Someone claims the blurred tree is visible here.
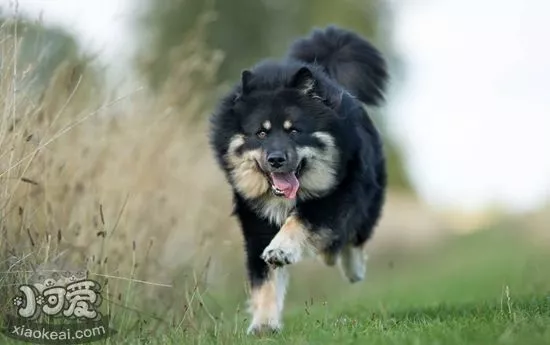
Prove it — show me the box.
[135,0,412,192]
[136,0,389,85]
[0,16,103,100]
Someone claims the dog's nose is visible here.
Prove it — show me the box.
[267,151,287,168]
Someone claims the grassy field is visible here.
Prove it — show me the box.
[173,229,549,345]
[4,228,548,345]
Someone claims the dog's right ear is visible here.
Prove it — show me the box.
[232,70,253,103]
[241,70,253,95]
[233,70,253,103]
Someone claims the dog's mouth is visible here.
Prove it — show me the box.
[257,160,305,199]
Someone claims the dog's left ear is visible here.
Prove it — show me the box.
[290,67,338,106]
[290,67,318,96]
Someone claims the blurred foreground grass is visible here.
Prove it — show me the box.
[3,227,548,345]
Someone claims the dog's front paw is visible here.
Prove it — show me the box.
[246,322,281,336]
[261,235,302,267]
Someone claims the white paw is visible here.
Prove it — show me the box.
[339,246,367,283]
[246,321,281,335]
[261,235,303,267]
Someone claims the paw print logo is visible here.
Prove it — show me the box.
[13,296,23,307]
[36,295,45,306]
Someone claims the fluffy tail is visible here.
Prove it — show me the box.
[288,26,388,106]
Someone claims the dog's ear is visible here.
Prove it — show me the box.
[290,67,316,95]
[241,70,253,94]
[233,70,253,103]
[290,66,328,104]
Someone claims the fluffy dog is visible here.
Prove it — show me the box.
[209,26,388,334]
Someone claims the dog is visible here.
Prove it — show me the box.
[209,26,388,334]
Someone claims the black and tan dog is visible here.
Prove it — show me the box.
[209,26,388,334]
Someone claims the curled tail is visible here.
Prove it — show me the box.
[288,26,388,106]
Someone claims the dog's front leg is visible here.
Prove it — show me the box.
[261,215,311,266]
[247,267,288,334]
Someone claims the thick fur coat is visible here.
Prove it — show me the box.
[209,26,388,334]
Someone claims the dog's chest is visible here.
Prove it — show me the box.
[256,197,295,227]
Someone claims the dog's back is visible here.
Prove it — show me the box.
[287,26,388,248]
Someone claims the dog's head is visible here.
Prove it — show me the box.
[212,63,347,201]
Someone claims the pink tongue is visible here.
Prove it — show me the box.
[270,172,300,199]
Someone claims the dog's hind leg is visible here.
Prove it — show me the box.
[320,251,338,266]
[338,244,367,283]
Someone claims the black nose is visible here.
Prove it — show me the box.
[267,151,287,168]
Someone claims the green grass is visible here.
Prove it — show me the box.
[2,229,549,345]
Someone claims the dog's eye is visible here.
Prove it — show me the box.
[257,130,267,139]
[289,128,299,136]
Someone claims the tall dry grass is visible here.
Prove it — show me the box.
[0,19,248,328]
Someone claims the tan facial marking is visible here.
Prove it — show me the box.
[296,131,340,199]
[262,121,271,130]
[283,120,292,130]
[227,134,245,153]
[225,134,269,198]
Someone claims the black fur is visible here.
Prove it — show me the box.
[209,26,388,331]
[288,25,388,106]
